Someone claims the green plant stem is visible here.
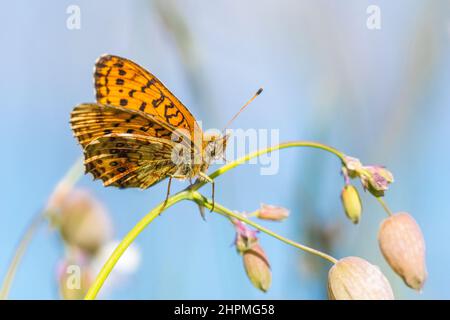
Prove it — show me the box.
[84,191,190,300]
[245,210,260,218]
[0,157,84,300]
[190,141,346,191]
[376,197,393,216]
[190,192,338,264]
[84,141,345,299]
[0,211,46,300]
[85,190,337,300]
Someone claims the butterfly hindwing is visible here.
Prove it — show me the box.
[84,133,177,188]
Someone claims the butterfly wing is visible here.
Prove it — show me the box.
[84,133,177,188]
[71,103,183,149]
[70,103,192,188]
[94,54,202,147]
[71,54,207,189]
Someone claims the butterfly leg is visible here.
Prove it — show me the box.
[211,180,215,213]
[198,172,215,212]
[189,178,206,221]
[160,176,173,214]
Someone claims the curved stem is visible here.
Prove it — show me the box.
[0,157,84,300]
[376,197,393,217]
[191,141,346,190]
[84,141,346,299]
[85,188,338,300]
[190,192,338,264]
[84,190,191,300]
[245,210,260,218]
[0,211,46,299]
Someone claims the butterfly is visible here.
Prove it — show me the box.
[71,54,260,208]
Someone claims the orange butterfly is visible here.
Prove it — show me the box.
[71,55,260,205]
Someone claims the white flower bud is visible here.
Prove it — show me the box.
[328,256,394,300]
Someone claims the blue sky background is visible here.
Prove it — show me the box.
[0,0,449,299]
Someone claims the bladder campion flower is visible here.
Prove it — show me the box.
[344,156,394,197]
[340,185,362,224]
[378,212,427,290]
[328,256,394,300]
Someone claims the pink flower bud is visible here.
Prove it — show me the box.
[256,204,289,221]
[242,243,272,292]
[234,220,258,253]
[378,212,427,290]
[328,256,394,300]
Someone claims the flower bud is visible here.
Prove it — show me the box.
[378,212,427,290]
[256,204,289,221]
[46,180,72,214]
[328,256,394,300]
[340,185,362,224]
[361,166,394,196]
[57,188,113,255]
[233,220,271,292]
[343,156,394,197]
[234,220,258,253]
[242,243,272,292]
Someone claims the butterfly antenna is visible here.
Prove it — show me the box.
[222,88,263,133]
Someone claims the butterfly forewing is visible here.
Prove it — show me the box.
[71,103,178,148]
[94,55,202,142]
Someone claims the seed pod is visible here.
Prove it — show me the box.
[242,243,272,292]
[340,185,362,224]
[378,212,427,290]
[328,256,394,300]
